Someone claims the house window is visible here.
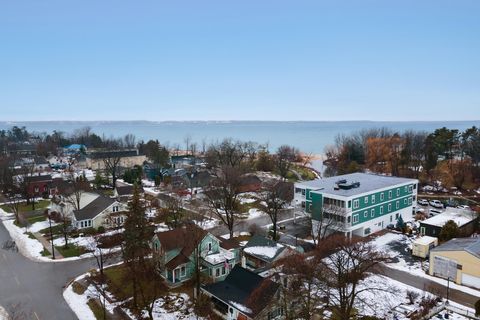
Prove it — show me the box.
[388,204,392,212]
[380,206,384,214]
[180,265,186,277]
[396,201,399,209]
[113,206,119,212]
[371,208,375,217]
[388,191,392,199]
[34,186,39,193]
[352,214,359,224]
[208,242,212,252]
[380,193,384,201]
[364,211,368,218]
[215,268,220,277]
[353,200,359,209]
[396,188,400,196]
[44,186,48,192]
[371,195,375,204]
[222,266,226,275]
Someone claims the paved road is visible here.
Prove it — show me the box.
[382,265,478,309]
[0,218,98,320]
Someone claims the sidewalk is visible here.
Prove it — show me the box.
[32,232,64,259]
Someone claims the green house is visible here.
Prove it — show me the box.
[151,225,240,286]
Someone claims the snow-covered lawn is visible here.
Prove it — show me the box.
[370,232,480,298]
[145,293,205,320]
[63,274,97,320]
[0,305,8,320]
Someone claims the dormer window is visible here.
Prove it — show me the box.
[113,206,119,212]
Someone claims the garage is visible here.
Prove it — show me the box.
[461,273,480,289]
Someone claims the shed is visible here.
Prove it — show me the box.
[412,236,438,258]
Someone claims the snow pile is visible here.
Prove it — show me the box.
[0,305,8,320]
[244,244,283,259]
[229,301,252,314]
[63,275,96,320]
[246,208,264,219]
[142,179,155,187]
[239,197,257,205]
[147,293,205,320]
[1,218,47,261]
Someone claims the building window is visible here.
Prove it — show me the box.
[301,189,305,196]
[34,186,39,193]
[352,214,359,224]
[222,266,226,275]
[396,188,400,196]
[388,191,392,199]
[404,198,407,205]
[364,211,368,218]
[380,193,384,201]
[113,206,119,212]
[180,265,186,277]
[388,204,392,212]
[348,200,351,208]
[208,242,212,252]
[371,195,375,204]
[408,197,412,205]
[215,268,220,277]
[390,215,393,222]
[371,208,375,217]
[396,201,399,209]
[353,199,359,209]
[404,186,408,193]
[409,185,413,193]
[364,196,368,204]
[380,206,384,214]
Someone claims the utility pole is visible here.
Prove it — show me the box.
[48,212,55,260]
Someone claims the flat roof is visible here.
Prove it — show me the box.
[414,236,437,246]
[431,238,480,259]
[420,208,476,228]
[297,173,416,198]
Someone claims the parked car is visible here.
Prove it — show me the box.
[429,200,444,208]
[430,209,442,215]
[418,199,429,206]
[456,205,471,211]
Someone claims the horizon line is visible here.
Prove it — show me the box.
[1,119,479,123]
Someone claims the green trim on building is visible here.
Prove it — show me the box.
[351,194,412,226]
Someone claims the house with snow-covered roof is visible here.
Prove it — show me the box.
[242,235,292,273]
[151,225,240,286]
[419,207,478,238]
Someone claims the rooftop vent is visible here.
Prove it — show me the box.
[334,180,360,190]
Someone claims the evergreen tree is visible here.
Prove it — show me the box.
[122,184,152,309]
[439,220,459,241]
[396,214,405,231]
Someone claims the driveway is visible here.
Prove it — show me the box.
[0,219,97,320]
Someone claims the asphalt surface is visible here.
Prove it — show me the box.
[0,218,98,320]
[382,266,478,309]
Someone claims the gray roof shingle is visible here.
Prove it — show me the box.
[431,237,480,259]
[73,196,116,221]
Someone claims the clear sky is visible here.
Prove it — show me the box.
[1,1,479,121]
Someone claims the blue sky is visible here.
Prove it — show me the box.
[0,1,479,121]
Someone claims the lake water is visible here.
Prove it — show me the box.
[0,120,478,155]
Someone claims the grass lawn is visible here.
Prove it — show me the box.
[87,299,108,320]
[27,214,47,224]
[38,223,65,236]
[72,281,87,295]
[104,264,167,302]
[55,244,86,258]
[41,248,51,257]
[0,200,50,214]
[24,232,36,239]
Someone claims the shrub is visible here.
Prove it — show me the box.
[97,226,105,234]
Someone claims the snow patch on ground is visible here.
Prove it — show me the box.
[63,274,96,320]
[146,293,205,320]
[0,305,8,320]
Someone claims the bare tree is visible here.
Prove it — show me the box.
[260,180,293,240]
[275,145,298,180]
[123,133,136,149]
[163,196,185,229]
[103,153,122,187]
[204,165,242,239]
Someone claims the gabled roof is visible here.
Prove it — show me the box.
[202,266,279,318]
[73,196,116,221]
[155,225,209,269]
[115,185,143,196]
[243,235,285,263]
[220,237,241,250]
[431,237,480,259]
[24,174,52,183]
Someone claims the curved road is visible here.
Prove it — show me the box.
[0,218,96,320]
